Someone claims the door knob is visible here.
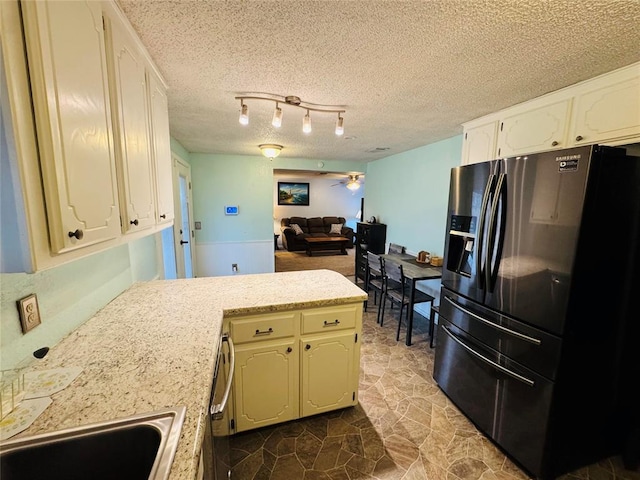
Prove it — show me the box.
[180,240,189,245]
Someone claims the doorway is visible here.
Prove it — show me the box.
[170,155,195,278]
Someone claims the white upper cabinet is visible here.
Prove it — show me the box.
[461,62,640,164]
[4,0,175,272]
[496,99,572,157]
[104,9,156,233]
[21,0,121,253]
[571,67,640,146]
[147,70,175,225]
[461,119,498,165]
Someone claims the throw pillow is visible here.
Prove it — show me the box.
[290,223,304,235]
[329,223,343,234]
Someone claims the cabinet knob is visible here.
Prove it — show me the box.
[305,344,311,350]
[130,219,139,226]
[68,229,84,240]
[575,135,584,141]
[286,347,292,353]
[180,240,189,245]
[160,214,166,219]
[551,141,559,147]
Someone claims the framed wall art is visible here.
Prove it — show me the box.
[277,182,310,206]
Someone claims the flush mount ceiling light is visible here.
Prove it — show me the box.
[236,94,346,136]
[259,144,283,159]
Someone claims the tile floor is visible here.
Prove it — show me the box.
[229,284,640,480]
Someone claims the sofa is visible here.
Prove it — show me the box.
[280,216,355,252]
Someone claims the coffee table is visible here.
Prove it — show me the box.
[304,237,349,256]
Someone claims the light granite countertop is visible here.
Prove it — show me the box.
[11,269,367,480]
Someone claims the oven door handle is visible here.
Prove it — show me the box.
[211,333,235,420]
[444,296,541,345]
[442,325,535,387]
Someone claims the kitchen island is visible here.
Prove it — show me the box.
[9,270,366,480]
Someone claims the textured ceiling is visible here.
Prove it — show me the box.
[118,0,640,163]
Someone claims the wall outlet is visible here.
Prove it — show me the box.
[232,264,238,273]
[17,294,41,333]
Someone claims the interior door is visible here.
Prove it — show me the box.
[172,155,195,278]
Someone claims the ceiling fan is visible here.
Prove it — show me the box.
[332,175,362,191]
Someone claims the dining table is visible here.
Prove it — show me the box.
[380,253,443,346]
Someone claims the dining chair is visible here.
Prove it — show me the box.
[364,251,385,323]
[383,261,435,343]
[388,243,406,254]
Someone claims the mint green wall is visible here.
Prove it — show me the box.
[365,135,462,257]
[0,235,160,369]
[188,154,364,244]
[170,137,191,163]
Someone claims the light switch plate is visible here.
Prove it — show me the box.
[17,293,41,333]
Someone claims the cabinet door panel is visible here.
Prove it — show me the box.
[301,332,356,417]
[22,0,121,252]
[147,70,174,225]
[572,74,640,145]
[462,121,498,165]
[234,340,298,432]
[105,15,155,232]
[497,100,571,157]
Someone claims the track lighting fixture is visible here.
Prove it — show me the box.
[236,93,346,136]
[259,144,283,159]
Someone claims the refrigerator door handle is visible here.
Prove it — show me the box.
[444,296,542,345]
[477,174,495,290]
[442,325,536,387]
[486,173,507,293]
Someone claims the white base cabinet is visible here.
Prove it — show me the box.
[226,303,363,433]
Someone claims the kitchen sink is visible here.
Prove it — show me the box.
[0,406,186,480]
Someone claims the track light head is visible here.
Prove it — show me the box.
[239,102,249,125]
[335,114,344,136]
[272,103,282,128]
[303,110,311,134]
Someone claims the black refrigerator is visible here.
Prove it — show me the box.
[433,145,640,479]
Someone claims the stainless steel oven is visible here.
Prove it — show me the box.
[202,333,235,480]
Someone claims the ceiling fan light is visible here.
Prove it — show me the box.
[239,102,249,125]
[346,181,360,191]
[259,144,283,159]
[335,115,344,136]
[272,105,283,128]
[302,111,311,134]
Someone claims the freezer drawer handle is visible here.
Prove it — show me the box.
[444,296,542,346]
[442,325,535,387]
[211,334,235,420]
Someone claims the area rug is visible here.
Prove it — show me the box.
[275,248,355,277]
